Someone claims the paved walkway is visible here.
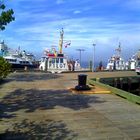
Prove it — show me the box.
[0,71,140,140]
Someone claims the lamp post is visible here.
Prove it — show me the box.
[76,49,85,68]
[92,43,96,72]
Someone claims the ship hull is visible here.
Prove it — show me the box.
[10,63,38,69]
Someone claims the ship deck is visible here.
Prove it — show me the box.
[0,71,140,140]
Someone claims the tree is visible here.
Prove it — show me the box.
[0,0,15,30]
[0,57,11,79]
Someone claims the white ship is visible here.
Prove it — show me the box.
[0,41,37,69]
[125,55,136,70]
[135,50,140,75]
[106,43,126,70]
[39,29,81,73]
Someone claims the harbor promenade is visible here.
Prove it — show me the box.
[0,71,140,140]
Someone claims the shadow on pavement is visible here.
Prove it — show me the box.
[0,79,13,87]
[0,119,77,140]
[6,73,62,82]
[0,89,105,119]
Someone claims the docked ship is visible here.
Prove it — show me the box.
[106,43,126,70]
[106,43,140,71]
[135,50,140,75]
[0,41,37,69]
[125,55,136,70]
[39,28,81,73]
[126,50,140,71]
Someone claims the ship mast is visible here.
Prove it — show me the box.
[58,28,64,54]
[115,42,121,57]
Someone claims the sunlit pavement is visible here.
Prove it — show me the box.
[0,71,140,140]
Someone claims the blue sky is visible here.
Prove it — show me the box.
[1,0,140,64]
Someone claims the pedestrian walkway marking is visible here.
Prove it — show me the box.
[68,85,111,94]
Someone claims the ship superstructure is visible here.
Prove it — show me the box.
[0,40,37,69]
[39,29,80,73]
[106,43,126,70]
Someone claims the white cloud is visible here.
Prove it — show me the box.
[73,10,81,14]
[123,0,140,10]
[5,15,140,49]
[56,0,65,4]
[2,0,140,61]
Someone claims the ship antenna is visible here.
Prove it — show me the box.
[118,42,121,56]
[59,28,64,54]
[115,42,121,57]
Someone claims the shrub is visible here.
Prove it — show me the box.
[0,57,11,79]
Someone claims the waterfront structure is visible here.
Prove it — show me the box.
[135,50,140,74]
[106,43,126,70]
[0,41,37,69]
[39,29,81,73]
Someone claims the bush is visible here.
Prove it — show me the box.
[0,57,11,79]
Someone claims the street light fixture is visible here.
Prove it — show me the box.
[76,49,85,68]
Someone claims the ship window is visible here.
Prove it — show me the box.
[49,59,52,67]
[9,59,16,62]
[56,58,59,63]
[60,58,63,63]
[52,58,55,63]
[6,59,10,62]
[49,58,52,63]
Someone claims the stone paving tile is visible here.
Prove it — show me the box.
[0,72,140,140]
[73,128,131,140]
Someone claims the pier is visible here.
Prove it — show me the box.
[0,71,140,139]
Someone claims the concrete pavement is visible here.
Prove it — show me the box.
[0,71,140,140]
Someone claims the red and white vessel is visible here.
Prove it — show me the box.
[39,29,80,73]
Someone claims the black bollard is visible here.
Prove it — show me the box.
[75,74,91,90]
[78,74,87,86]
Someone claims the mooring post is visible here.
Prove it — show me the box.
[75,74,90,90]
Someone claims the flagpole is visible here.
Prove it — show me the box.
[92,43,96,72]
